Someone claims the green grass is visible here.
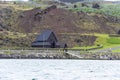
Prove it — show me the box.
[73,33,120,52]
[112,49,120,52]
[68,3,120,18]
[0,1,50,11]
[73,45,98,49]
[94,34,120,51]
[107,37,120,52]
[94,34,109,48]
[93,34,120,50]
[107,37,120,44]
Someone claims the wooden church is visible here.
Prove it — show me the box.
[31,30,61,48]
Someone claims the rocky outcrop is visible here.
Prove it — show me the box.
[0,7,14,30]
[106,15,120,23]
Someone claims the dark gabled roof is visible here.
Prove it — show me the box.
[32,42,51,46]
[35,30,57,42]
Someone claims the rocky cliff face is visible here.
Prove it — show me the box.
[15,6,120,34]
[1,4,120,34]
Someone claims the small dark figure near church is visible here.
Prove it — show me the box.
[117,30,120,34]
[63,43,68,52]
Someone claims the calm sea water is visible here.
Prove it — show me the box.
[0,60,120,80]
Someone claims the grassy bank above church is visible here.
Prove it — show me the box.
[73,33,120,52]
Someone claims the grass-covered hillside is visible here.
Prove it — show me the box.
[0,1,120,50]
[69,2,120,18]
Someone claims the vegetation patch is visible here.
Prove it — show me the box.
[112,49,120,52]
[68,3,120,18]
[107,37,120,44]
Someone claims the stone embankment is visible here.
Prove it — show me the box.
[0,49,120,60]
[68,50,120,60]
[0,49,76,59]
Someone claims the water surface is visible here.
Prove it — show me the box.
[0,60,120,80]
